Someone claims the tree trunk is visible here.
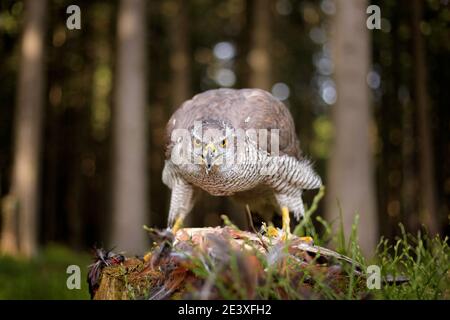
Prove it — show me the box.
[168,0,191,110]
[2,0,48,257]
[236,0,252,89]
[1,195,19,255]
[402,96,418,231]
[326,0,377,257]
[248,0,272,90]
[167,0,193,226]
[411,0,439,235]
[111,0,149,254]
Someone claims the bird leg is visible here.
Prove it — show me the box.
[281,206,290,240]
[281,206,314,244]
[171,215,184,234]
[166,182,196,233]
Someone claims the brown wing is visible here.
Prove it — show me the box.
[165,88,301,159]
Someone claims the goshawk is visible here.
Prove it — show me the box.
[163,88,322,236]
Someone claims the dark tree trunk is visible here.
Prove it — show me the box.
[2,0,48,257]
[411,0,439,235]
[111,0,149,254]
[326,0,378,257]
[169,0,191,110]
[248,0,272,90]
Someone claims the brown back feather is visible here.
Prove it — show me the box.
[165,88,301,159]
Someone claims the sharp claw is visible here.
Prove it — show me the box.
[171,216,184,234]
[267,225,279,238]
[280,207,313,244]
[299,236,314,245]
[281,206,291,240]
[143,252,152,262]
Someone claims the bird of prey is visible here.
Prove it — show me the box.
[163,88,322,237]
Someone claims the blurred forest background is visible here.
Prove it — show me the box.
[0,0,449,272]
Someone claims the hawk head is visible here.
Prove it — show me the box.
[188,119,235,174]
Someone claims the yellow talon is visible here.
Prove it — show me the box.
[299,236,314,245]
[171,216,184,234]
[267,225,279,238]
[143,252,152,262]
[142,217,184,264]
[281,206,290,240]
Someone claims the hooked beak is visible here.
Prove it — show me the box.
[203,143,216,174]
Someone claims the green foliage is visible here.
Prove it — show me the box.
[293,186,330,246]
[373,227,450,299]
[0,192,448,300]
[185,189,449,300]
[311,116,333,160]
[0,244,91,299]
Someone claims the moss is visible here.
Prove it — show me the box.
[0,244,91,299]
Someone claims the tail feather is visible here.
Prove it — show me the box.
[296,159,322,190]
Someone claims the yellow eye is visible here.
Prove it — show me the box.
[193,138,201,147]
[220,139,227,147]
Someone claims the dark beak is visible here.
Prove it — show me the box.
[205,151,213,173]
[203,143,216,174]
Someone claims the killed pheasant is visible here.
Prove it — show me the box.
[90,225,378,300]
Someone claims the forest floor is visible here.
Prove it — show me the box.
[0,225,448,300]
[88,222,449,300]
[0,245,91,299]
[0,190,448,300]
[89,189,449,300]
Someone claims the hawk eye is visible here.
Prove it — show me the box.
[193,138,201,147]
[220,139,228,147]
